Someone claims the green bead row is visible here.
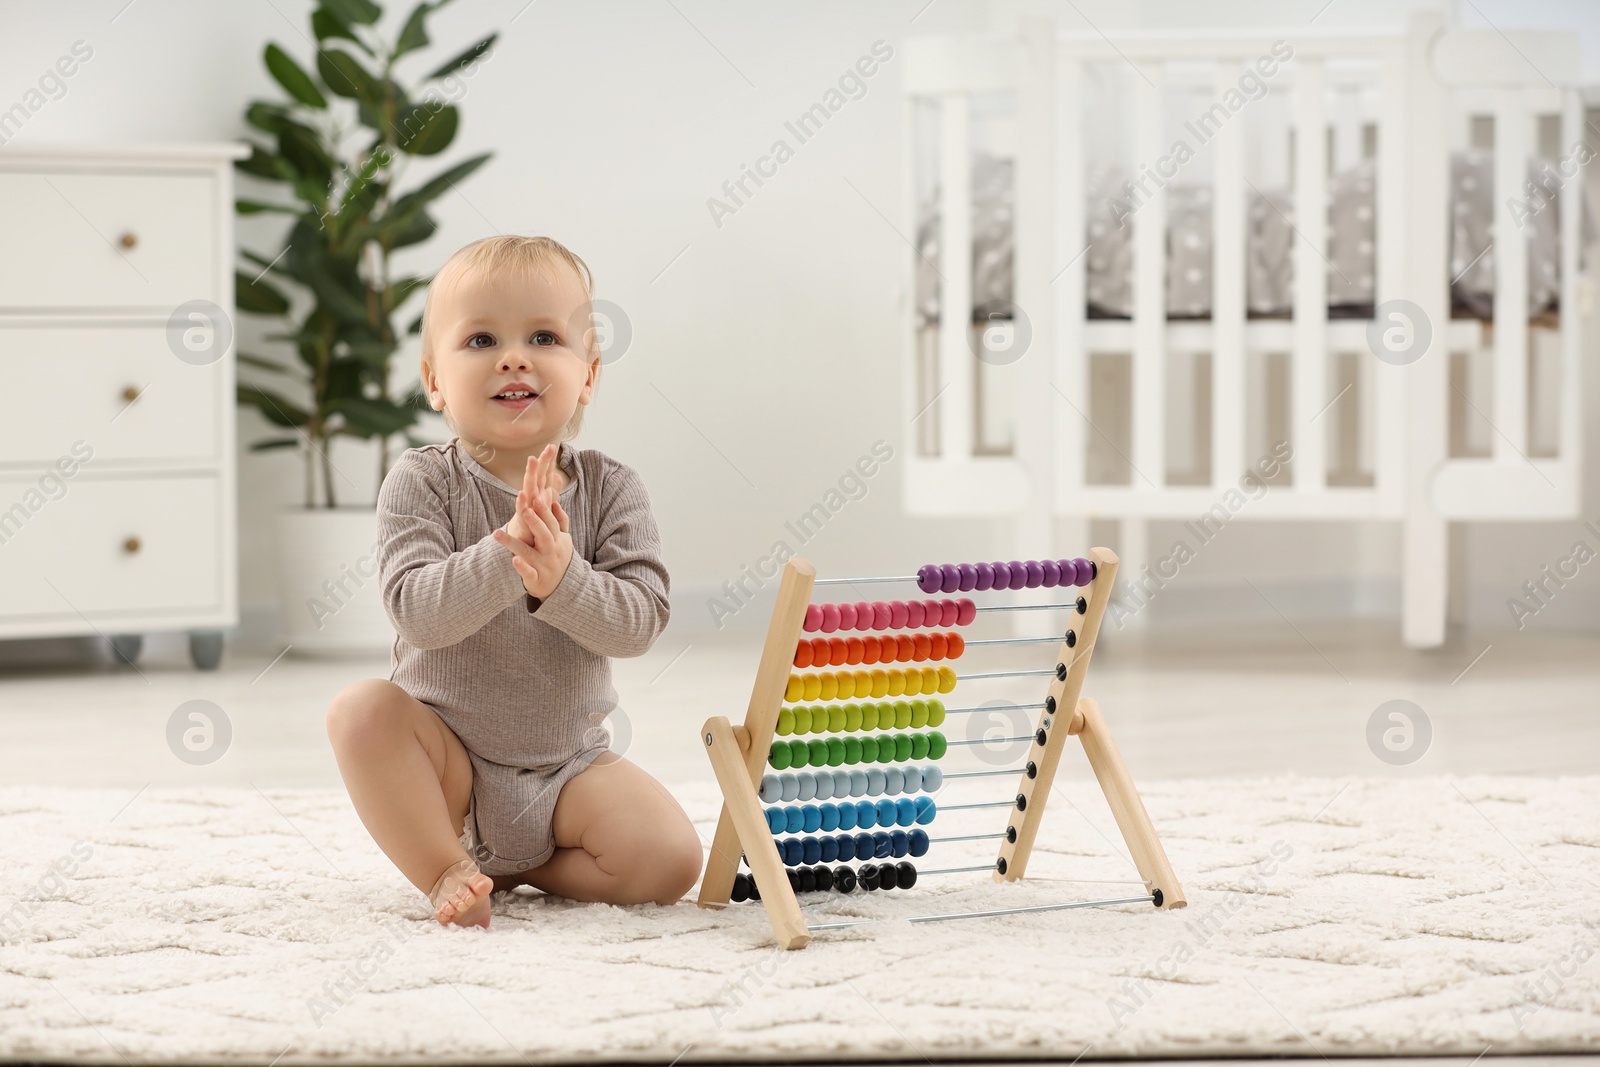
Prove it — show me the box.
[777,698,947,737]
[769,730,948,770]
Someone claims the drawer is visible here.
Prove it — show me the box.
[0,474,221,618]
[0,169,218,310]
[0,326,222,466]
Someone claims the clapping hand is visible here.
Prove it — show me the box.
[493,443,573,601]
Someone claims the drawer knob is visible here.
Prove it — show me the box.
[123,536,141,554]
[118,231,138,250]
[122,385,140,402]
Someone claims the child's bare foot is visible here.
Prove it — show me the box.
[429,857,493,928]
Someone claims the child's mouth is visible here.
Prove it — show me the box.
[492,390,539,410]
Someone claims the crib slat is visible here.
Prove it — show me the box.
[1374,43,1407,507]
[1131,63,1165,488]
[1292,57,1328,491]
[1055,56,1086,498]
[939,93,974,462]
[1212,59,1246,489]
[1015,17,1056,523]
[1559,88,1581,474]
[1492,89,1531,462]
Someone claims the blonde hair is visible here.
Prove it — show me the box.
[419,234,599,442]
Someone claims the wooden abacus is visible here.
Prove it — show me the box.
[695,548,1185,949]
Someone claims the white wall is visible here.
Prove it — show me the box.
[2,0,1597,646]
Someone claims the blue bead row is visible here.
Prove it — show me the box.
[763,795,937,835]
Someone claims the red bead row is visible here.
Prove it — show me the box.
[792,631,966,669]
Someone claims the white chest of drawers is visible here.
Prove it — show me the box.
[0,143,247,670]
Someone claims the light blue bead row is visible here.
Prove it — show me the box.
[759,763,944,804]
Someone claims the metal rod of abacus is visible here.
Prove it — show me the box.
[941,767,1029,778]
[917,863,1003,875]
[806,894,1156,931]
[938,702,1047,714]
[976,602,1080,612]
[956,668,1058,680]
[962,636,1071,647]
[932,832,1008,843]
[812,575,919,585]
[944,734,1037,746]
[937,800,1019,811]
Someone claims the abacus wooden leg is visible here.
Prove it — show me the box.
[1072,696,1186,910]
[696,557,815,948]
[998,547,1119,884]
[701,715,810,949]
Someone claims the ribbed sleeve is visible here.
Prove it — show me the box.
[525,464,670,657]
[376,449,525,650]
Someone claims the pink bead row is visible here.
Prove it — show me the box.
[803,597,979,634]
[916,558,1095,595]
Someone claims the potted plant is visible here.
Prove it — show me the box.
[233,0,496,654]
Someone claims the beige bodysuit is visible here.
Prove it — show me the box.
[375,437,670,875]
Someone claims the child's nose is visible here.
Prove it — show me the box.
[498,345,534,370]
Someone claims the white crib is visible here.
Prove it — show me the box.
[900,12,1588,647]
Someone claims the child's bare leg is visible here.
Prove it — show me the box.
[516,752,704,906]
[326,679,493,927]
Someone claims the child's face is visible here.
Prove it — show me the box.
[422,261,598,453]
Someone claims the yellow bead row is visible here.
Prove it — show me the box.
[784,664,958,704]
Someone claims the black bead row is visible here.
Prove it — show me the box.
[730,860,918,901]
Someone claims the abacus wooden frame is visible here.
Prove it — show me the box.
[696,548,1184,950]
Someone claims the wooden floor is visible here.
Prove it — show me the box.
[1,620,1595,791]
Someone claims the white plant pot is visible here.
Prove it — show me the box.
[276,507,394,655]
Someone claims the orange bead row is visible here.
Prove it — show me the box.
[792,631,966,669]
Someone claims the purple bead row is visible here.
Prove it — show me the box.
[915,558,1096,595]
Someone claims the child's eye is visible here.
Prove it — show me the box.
[466,333,495,349]
[532,330,559,347]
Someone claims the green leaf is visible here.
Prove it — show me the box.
[239,385,311,427]
[316,49,379,102]
[333,149,391,221]
[407,311,424,335]
[249,437,303,451]
[355,81,409,139]
[343,339,399,366]
[294,177,335,210]
[388,151,490,216]
[320,0,381,26]
[321,354,365,407]
[395,103,458,156]
[264,43,327,109]
[246,102,293,135]
[277,122,334,189]
[236,199,301,216]
[284,220,371,325]
[423,32,496,81]
[334,397,419,437]
[236,271,292,315]
[236,145,293,182]
[238,352,297,374]
[355,207,436,250]
[311,8,372,54]
[394,2,433,58]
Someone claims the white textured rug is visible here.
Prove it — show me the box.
[1,776,1597,1064]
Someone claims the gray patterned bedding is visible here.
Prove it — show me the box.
[915,151,1591,327]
